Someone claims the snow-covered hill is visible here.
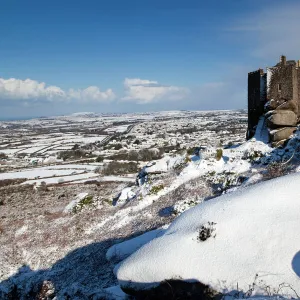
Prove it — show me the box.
[117,172,300,298]
[1,112,300,299]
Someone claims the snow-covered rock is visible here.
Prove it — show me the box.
[106,228,166,261]
[115,187,136,205]
[43,156,59,164]
[145,155,183,174]
[116,173,300,298]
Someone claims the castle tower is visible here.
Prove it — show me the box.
[247,69,267,139]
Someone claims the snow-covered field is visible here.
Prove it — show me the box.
[1,110,299,299]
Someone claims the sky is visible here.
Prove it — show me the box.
[1,0,300,119]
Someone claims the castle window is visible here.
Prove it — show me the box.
[278,83,282,92]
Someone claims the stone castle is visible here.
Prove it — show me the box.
[247,55,300,145]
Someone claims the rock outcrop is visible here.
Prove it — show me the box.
[269,127,297,142]
[267,110,297,127]
[265,98,298,144]
[276,99,298,114]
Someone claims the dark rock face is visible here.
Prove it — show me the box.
[121,279,221,300]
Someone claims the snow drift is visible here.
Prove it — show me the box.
[116,172,300,297]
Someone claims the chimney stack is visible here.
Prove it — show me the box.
[280,55,286,65]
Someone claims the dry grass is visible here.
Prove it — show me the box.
[262,162,291,180]
[0,178,27,188]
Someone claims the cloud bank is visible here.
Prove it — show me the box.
[0,77,115,104]
[0,77,191,108]
[122,78,189,104]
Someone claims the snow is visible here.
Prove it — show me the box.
[144,155,184,173]
[15,225,28,237]
[0,164,99,182]
[39,164,98,171]
[104,285,128,300]
[61,136,106,144]
[99,176,136,182]
[116,173,300,297]
[42,156,59,164]
[104,125,129,133]
[0,148,23,154]
[18,146,48,154]
[106,228,166,261]
[115,187,136,205]
[0,169,84,180]
[63,193,89,213]
[22,172,98,185]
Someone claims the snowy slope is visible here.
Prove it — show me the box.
[116,172,300,297]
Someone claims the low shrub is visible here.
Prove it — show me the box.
[96,155,104,162]
[149,184,164,195]
[0,178,27,187]
[58,150,94,161]
[0,153,8,159]
[184,155,191,163]
[186,147,195,155]
[114,143,123,150]
[197,222,216,242]
[215,149,223,161]
[243,150,263,161]
[102,161,138,175]
[108,149,163,162]
[72,195,94,213]
[263,162,290,180]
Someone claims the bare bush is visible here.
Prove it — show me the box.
[197,222,216,242]
[0,178,27,187]
[108,149,163,162]
[262,162,290,180]
[102,161,138,175]
[58,150,95,161]
[0,153,8,159]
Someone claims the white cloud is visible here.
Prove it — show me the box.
[0,77,115,104]
[229,2,300,60]
[68,86,115,103]
[122,78,189,104]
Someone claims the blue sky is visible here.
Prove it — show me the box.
[1,0,300,118]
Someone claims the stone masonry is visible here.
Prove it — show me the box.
[247,55,300,146]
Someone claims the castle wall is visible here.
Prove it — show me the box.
[267,64,295,102]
